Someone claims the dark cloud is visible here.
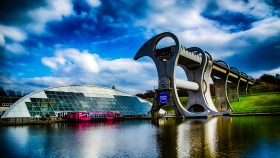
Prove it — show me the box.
[264,0,280,16]
[225,37,280,73]
[72,0,92,15]
[202,11,258,32]
[0,0,47,25]
[203,1,220,13]
[1,0,149,55]
[100,0,148,18]
[36,0,149,54]
[202,0,260,33]
[0,46,5,73]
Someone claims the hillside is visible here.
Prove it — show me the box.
[231,92,280,113]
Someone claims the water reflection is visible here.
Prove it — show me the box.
[1,116,280,157]
[153,116,280,157]
[176,117,218,157]
[152,119,184,158]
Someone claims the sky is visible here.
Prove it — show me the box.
[0,0,280,95]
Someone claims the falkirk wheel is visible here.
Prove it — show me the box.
[134,32,254,118]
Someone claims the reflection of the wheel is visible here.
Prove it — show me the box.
[151,118,184,127]
[177,117,219,157]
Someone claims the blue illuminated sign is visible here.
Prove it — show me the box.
[158,92,169,104]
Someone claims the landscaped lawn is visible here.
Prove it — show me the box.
[160,92,280,114]
[231,92,280,113]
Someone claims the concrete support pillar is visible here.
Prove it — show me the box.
[150,97,162,119]
[227,82,239,102]
[239,82,248,95]
[168,90,182,118]
[151,89,183,119]
[212,77,230,112]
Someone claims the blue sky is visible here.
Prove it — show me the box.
[0,0,280,94]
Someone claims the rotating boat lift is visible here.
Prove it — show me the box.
[134,32,254,118]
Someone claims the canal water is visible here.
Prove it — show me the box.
[1,115,280,158]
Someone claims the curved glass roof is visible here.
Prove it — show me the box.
[1,85,152,118]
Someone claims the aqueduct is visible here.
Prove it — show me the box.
[134,32,254,118]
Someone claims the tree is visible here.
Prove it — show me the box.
[250,73,280,92]
[276,73,280,79]
[112,85,116,89]
[258,74,280,85]
[0,87,7,96]
[136,90,155,99]
[15,91,23,97]
[6,89,16,97]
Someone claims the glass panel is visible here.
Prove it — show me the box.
[49,112,56,116]
[16,88,152,118]
[25,102,32,107]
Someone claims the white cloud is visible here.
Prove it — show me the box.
[100,58,152,74]
[0,33,5,47]
[68,50,100,73]
[249,67,280,78]
[86,0,101,7]
[217,0,272,18]
[42,57,59,70]
[178,26,234,47]
[0,25,26,42]
[0,76,74,93]
[27,0,73,34]
[136,1,208,34]
[240,17,280,42]
[5,43,26,54]
[39,48,158,94]
[42,48,100,73]
[25,76,73,87]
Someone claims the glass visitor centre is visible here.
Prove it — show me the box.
[1,85,154,118]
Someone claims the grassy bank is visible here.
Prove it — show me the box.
[160,92,280,114]
[231,92,280,113]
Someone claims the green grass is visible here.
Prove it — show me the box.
[231,92,280,113]
[161,97,188,114]
[160,92,280,114]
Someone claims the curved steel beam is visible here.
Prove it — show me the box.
[241,72,248,78]
[215,60,230,69]
[248,76,254,81]
[204,51,212,61]
[230,67,240,74]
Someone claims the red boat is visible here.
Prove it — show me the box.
[67,111,124,122]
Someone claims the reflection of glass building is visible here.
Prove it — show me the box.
[1,85,152,118]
